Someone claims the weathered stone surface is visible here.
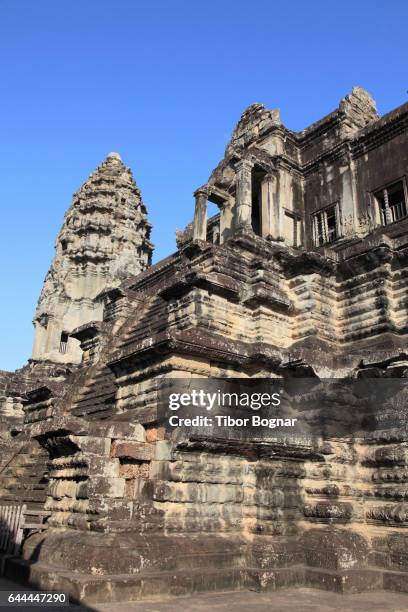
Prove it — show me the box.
[111,441,154,461]
[2,88,408,603]
[31,152,153,365]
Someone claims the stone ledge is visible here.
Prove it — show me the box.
[7,557,408,605]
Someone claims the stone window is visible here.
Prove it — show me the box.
[38,313,48,329]
[59,332,68,354]
[312,204,339,246]
[374,180,407,226]
[61,240,67,253]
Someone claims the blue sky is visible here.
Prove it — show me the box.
[1,0,407,371]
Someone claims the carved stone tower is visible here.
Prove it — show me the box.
[32,152,153,365]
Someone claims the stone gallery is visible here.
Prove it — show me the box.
[1,86,408,603]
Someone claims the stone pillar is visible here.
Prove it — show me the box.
[234,160,253,230]
[193,190,208,241]
[260,176,270,238]
[340,155,358,238]
[260,174,277,238]
[383,188,392,224]
[219,200,233,243]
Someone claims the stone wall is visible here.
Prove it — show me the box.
[2,88,408,603]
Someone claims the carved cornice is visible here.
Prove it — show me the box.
[193,185,210,199]
[108,329,283,374]
[351,110,408,158]
[234,158,253,173]
[241,281,292,312]
[158,270,241,302]
[70,321,102,342]
[301,142,351,176]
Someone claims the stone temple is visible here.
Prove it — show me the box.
[1,86,408,603]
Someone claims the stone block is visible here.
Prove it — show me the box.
[119,462,141,478]
[111,440,153,460]
[88,498,134,520]
[88,476,126,498]
[154,440,172,460]
[301,529,369,571]
[88,456,120,477]
[69,435,111,456]
[91,422,146,442]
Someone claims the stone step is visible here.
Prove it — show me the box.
[5,559,245,604]
[2,481,47,491]
[1,458,47,466]
[11,456,47,464]
[1,490,47,502]
[7,559,408,604]
[303,566,384,593]
[23,508,51,530]
[1,472,47,481]
[1,459,47,470]
[25,502,48,512]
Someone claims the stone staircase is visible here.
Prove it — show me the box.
[0,439,49,530]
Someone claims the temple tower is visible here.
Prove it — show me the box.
[32,152,153,365]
